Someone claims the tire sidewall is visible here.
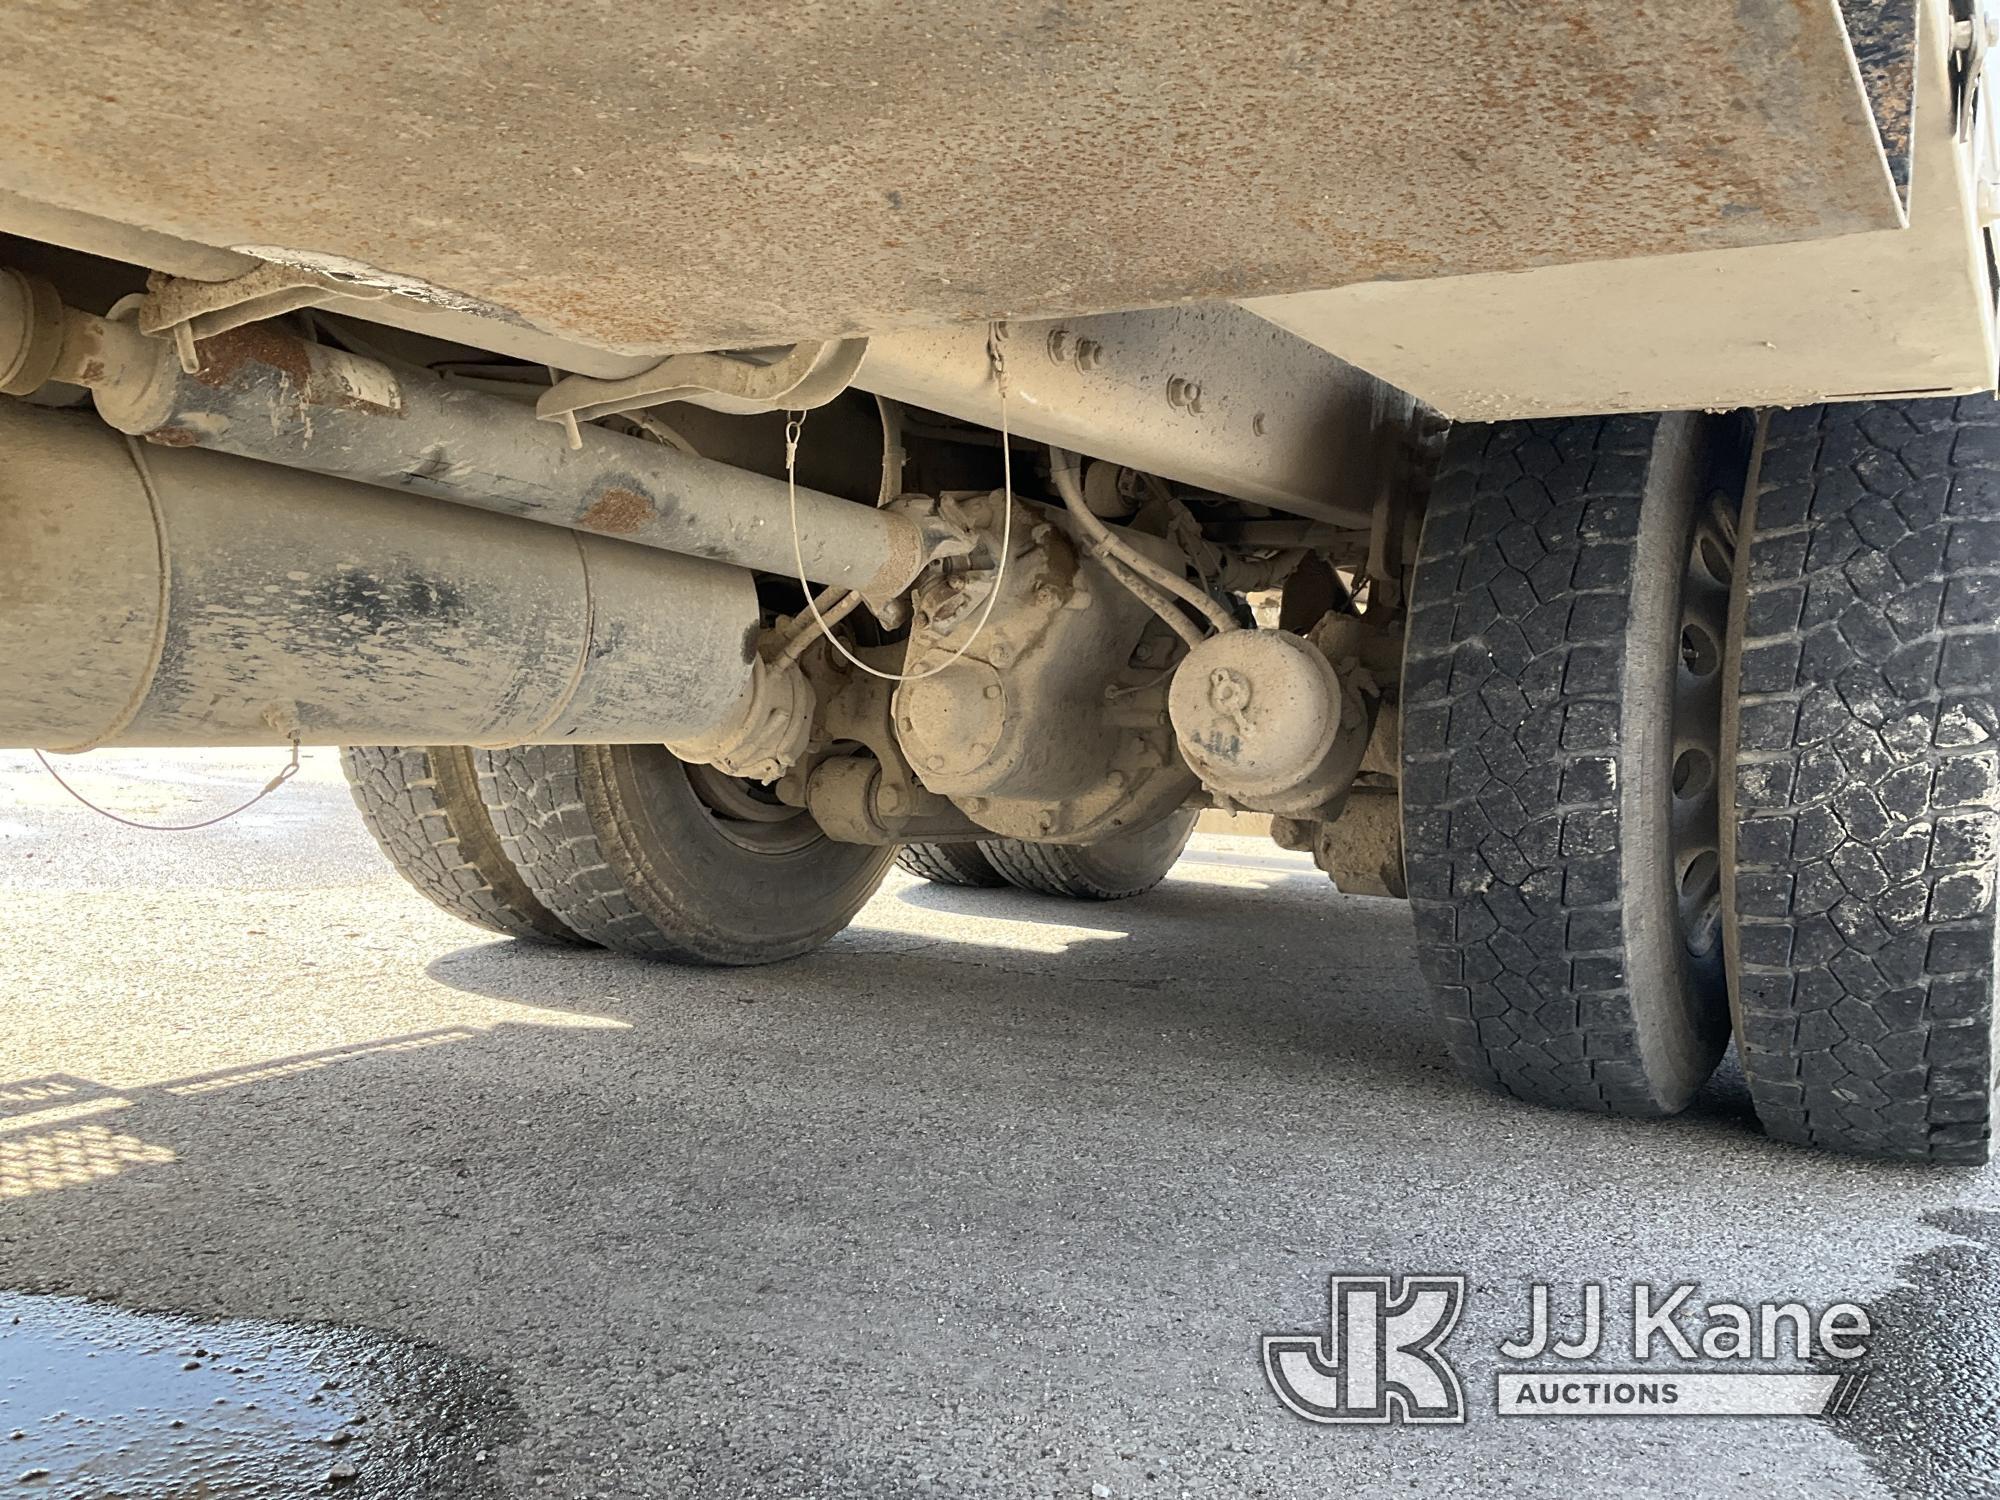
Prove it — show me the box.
[586,744,894,963]
[1070,807,1200,893]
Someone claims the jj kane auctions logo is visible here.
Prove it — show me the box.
[1263,1276,1873,1423]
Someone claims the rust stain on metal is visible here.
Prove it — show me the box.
[0,1,1905,356]
[190,323,314,388]
[579,486,656,535]
[186,323,405,418]
[144,426,199,447]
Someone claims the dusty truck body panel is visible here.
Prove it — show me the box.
[0,1,1911,355]
[1,0,1998,1162]
[1248,0,2000,418]
[0,1,1975,475]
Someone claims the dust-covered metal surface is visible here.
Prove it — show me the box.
[53,309,928,599]
[1249,0,1993,419]
[0,1291,509,1497]
[0,1,1904,356]
[859,305,1409,525]
[0,401,763,750]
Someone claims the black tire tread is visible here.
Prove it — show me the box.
[1403,414,1711,1115]
[474,744,692,957]
[340,744,582,944]
[983,814,1196,901]
[894,842,1007,887]
[1729,398,2000,1163]
[984,840,1125,899]
[475,744,893,965]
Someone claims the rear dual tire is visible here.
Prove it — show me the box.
[1408,399,2000,1162]
[898,810,1198,901]
[894,842,1009,888]
[346,743,892,965]
[353,737,1191,968]
[341,744,582,945]
[1726,400,2000,1162]
[476,744,896,966]
[1402,412,1735,1116]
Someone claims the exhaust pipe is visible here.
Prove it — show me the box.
[0,400,766,751]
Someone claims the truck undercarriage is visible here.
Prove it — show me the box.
[2,0,1996,1161]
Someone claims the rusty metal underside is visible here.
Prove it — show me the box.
[0,0,1906,358]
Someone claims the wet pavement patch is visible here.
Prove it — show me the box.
[0,1293,509,1497]
[1820,1208,2000,1500]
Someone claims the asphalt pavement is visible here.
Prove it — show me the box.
[1,748,1996,1499]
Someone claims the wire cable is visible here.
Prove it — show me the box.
[782,325,1016,683]
[33,736,301,832]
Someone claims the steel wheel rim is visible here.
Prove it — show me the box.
[682,761,824,856]
[1670,489,1735,974]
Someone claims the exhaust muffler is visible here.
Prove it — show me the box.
[0,400,765,750]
